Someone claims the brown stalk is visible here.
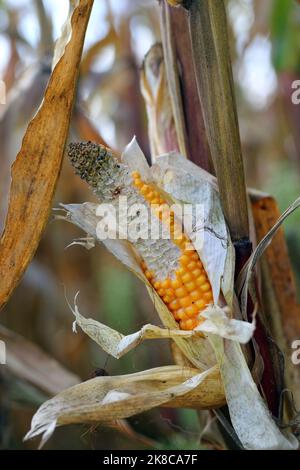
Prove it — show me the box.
[160,2,189,158]
[251,193,300,410]
[187,0,249,242]
[165,4,212,171]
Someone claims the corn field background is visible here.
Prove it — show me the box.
[0,0,300,451]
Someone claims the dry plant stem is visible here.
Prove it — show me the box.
[188,0,249,242]
[252,194,300,410]
[165,3,212,171]
[186,0,282,416]
[0,0,94,310]
[160,1,189,158]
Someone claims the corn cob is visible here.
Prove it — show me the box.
[68,141,213,330]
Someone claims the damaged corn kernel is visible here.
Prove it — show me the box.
[68,142,213,330]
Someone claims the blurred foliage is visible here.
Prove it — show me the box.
[271,0,300,72]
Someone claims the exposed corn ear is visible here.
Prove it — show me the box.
[68,142,213,331]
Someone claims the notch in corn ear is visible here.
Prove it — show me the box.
[68,141,213,331]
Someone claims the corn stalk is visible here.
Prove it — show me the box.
[160,0,293,430]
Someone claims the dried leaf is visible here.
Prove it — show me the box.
[24,365,224,448]
[0,325,79,395]
[140,43,179,159]
[196,305,254,343]
[0,0,93,310]
[238,197,300,319]
[71,297,202,359]
[209,335,299,450]
[72,296,254,363]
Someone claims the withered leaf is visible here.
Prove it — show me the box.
[0,0,94,310]
[0,324,79,395]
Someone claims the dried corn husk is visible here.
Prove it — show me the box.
[24,365,224,448]
[26,138,299,450]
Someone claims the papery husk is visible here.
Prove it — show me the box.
[24,365,224,448]
[208,335,298,450]
[71,294,253,372]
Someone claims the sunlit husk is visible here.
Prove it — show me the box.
[24,365,224,448]
[209,335,298,450]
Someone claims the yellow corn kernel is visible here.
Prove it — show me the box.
[145,270,153,280]
[200,282,211,292]
[165,288,175,298]
[175,287,188,298]
[181,272,193,284]
[161,279,171,289]
[195,299,206,310]
[180,255,190,266]
[140,184,150,195]
[190,290,202,302]
[171,278,182,289]
[184,305,198,317]
[169,299,180,311]
[187,260,197,271]
[133,171,213,331]
[192,268,202,278]
[195,275,207,286]
[185,281,196,292]
[179,296,192,308]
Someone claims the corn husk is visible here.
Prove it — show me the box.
[24,365,224,448]
[209,335,298,450]
[26,138,300,450]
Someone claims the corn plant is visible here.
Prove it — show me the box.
[1,0,300,451]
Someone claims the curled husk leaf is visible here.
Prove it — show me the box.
[24,365,224,448]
